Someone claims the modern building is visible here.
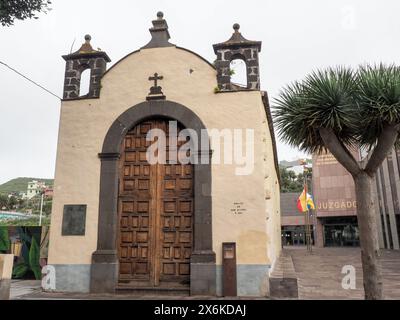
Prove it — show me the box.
[282,147,400,251]
[312,150,360,247]
[281,151,361,248]
[373,147,400,250]
[280,192,314,246]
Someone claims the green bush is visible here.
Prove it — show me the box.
[12,234,42,280]
[0,227,10,253]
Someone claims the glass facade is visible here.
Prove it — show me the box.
[322,217,359,247]
[281,225,314,246]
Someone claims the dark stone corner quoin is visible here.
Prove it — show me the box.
[90,100,216,295]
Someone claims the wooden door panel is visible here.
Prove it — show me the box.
[118,119,193,287]
[159,162,193,284]
[118,121,156,284]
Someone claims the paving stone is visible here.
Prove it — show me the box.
[286,247,400,299]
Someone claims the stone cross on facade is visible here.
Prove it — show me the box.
[146,72,166,100]
[149,73,163,88]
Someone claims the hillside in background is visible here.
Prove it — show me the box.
[0,177,54,195]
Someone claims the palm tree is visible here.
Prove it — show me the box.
[273,64,400,300]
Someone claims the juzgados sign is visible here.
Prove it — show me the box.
[316,200,357,210]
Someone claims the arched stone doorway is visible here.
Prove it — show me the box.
[90,100,216,295]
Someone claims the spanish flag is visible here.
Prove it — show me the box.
[297,187,315,213]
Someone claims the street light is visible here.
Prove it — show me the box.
[39,189,45,226]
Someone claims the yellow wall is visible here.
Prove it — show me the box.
[48,46,281,267]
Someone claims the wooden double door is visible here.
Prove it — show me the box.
[117,119,193,288]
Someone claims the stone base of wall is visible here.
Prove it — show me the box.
[45,264,91,293]
[47,263,270,297]
[190,262,216,296]
[216,264,270,297]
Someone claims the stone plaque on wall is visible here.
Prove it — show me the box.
[62,205,87,236]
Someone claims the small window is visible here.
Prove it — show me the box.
[79,68,91,96]
[229,59,247,88]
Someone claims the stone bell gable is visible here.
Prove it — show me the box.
[62,35,111,100]
[213,23,262,91]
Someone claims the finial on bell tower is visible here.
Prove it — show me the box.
[142,11,174,49]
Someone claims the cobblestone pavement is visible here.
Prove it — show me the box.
[285,247,400,299]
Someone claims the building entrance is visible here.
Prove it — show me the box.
[323,217,359,247]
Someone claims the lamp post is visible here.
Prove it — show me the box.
[39,190,44,227]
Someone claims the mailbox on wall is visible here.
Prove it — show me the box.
[222,242,237,296]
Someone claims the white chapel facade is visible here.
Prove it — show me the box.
[47,12,281,296]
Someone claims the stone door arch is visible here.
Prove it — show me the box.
[90,100,215,295]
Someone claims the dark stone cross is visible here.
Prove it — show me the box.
[149,73,163,87]
[146,72,166,100]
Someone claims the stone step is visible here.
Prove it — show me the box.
[116,285,190,296]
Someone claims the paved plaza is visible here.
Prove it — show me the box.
[286,247,400,299]
[9,248,400,300]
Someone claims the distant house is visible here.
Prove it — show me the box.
[280,159,312,176]
[287,164,309,176]
[26,180,47,200]
[44,188,53,198]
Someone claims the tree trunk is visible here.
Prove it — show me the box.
[354,171,383,299]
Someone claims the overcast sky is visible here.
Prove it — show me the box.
[0,0,400,184]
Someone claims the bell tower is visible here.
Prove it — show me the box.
[62,35,111,100]
[213,23,262,91]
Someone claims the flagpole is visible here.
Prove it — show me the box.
[304,163,308,251]
[307,168,313,253]
[305,173,310,253]
[303,160,311,252]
